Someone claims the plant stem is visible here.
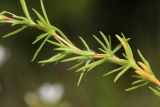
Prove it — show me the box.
[2,15,160,88]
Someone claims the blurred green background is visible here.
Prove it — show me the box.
[0,0,160,107]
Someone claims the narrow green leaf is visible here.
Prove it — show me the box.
[32,33,48,44]
[32,35,50,61]
[125,82,148,91]
[54,47,75,53]
[103,65,126,76]
[93,34,108,51]
[20,0,32,21]
[39,53,66,64]
[6,12,28,21]
[68,61,85,70]
[84,60,92,69]
[61,56,87,62]
[122,53,128,59]
[157,87,160,90]
[137,50,147,64]
[116,35,128,55]
[37,20,44,27]
[77,72,85,86]
[85,59,93,71]
[73,50,93,56]
[32,9,48,27]
[100,31,111,50]
[132,79,145,85]
[112,44,123,54]
[131,75,142,79]
[76,58,106,72]
[116,35,134,62]
[2,26,27,38]
[77,60,91,86]
[114,65,131,83]
[11,21,27,26]
[98,48,110,55]
[0,11,5,15]
[79,37,91,51]
[40,0,50,24]
[137,50,153,74]
[112,38,130,54]
[86,66,95,72]
[55,48,94,56]
[47,40,66,47]
[149,87,160,96]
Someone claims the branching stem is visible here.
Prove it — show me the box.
[1,0,160,96]
[32,21,160,87]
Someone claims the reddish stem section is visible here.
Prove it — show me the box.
[4,17,13,20]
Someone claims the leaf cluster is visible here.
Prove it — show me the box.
[1,0,160,96]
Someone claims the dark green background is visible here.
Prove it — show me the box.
[0,0,160,107]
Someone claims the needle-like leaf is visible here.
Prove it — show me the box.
[76,58,107,72]
[77,72,85,86]
[132,79,146,85]
[112,38,130,54]
[47,40,66,47]
[93,34,108,51]
[39,53,67,64]
[2,26,27,38]
[79,37,91,51]
[100,31,111,50]
[114,65,131,83]
[103,65,126,76]
[77,60,91,86]
[116,35,134,62]
[149,87,160,96]
[125,82,148,91]
[40,0,50,24]
[68,61,85,70]
[20,0,32,21]
[32,33,49,44]
[137,50,153,74]
[32,35,50,61]
[61,56,87,62]
[32,9,49,29]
